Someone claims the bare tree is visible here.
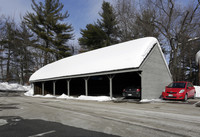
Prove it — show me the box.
[115,0,137,41]
[114,0,200,83]
[150,0,200,81]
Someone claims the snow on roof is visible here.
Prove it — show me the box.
[30,37,159,82]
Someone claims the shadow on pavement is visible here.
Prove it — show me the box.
[0,116,119,137]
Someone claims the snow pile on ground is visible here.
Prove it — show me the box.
[140,99,164,103]
[25,90,113,101]
[56,93,75,99]
[194,86,200,97]
[24,88,34,96]
[0,82,31,91]
[77,95,113,102]
[0,119,8,126]
[31,94,56,98]
[44,94,56,98]
[32,94,43,97]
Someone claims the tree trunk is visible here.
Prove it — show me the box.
[0,46,4,81]
[169,47,178,81]
[6,48,11,82]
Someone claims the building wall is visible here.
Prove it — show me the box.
[141,45,172,99]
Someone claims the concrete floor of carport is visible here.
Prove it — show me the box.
[33,72,141,98]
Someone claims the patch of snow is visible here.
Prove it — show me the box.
[0,119,7,126]
[77,95,113,102]
[10,83,26,91]
[31,93,113,102]
[24,88,34,96]
[140,99,164,103]
[44,94,56,98]
[0,82,30,91]
[0,82,12,90]
[33,94,43,97]
[188,37,199,42]
[56,94,75,99]
[23,85,31,91]
[194,86,200,97]
[32,94,56,98]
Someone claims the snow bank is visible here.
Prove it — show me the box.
[44,94,56,98]
[55,94,113,101]
[76,95,113,102]
[31,94,56,98]
[0,119,8,126]
[24,88,34,96]
[140,99,164,103]
[56,93,75,99]
[26,92,113,101]
[0,82,30,91]
[32,95,43,97]
[24,90,113,101]
[194,86,200,97]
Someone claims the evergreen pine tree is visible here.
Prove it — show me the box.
[1,20,16,82]
[79,24,107,50]
[24,0,73,64]
[13,21,36,84]
[98,1,118,45]
[79,1,118,51]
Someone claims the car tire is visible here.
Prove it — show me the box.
[184,94,188,102]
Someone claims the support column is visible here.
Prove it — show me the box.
[53,81,56,96]
[67,79,71,96]
[84,77,90,96]
[199,64,200,85]
[32,83,35,95]
[138,71,142,100]
[42,82,44,96]
[108,75,115,98]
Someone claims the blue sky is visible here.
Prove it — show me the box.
[0,0,194,48]
[0,0,113,46]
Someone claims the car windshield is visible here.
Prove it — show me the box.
[167,83,186,88]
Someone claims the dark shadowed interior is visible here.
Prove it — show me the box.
[33,71,141,98]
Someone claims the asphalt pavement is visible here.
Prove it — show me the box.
[0,116,118,137]
[0,91,200,137]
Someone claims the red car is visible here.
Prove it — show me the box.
[162,81,196,101]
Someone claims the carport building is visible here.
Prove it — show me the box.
[29,37,172,99]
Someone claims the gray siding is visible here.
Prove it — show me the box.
[140,45,172,99]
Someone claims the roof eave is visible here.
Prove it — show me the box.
[30,67,142,83]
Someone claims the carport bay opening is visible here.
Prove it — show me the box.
[33,71,142,99]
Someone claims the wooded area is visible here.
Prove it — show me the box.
[0,0,200,85]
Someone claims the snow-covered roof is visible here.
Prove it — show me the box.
[30,37,163,82]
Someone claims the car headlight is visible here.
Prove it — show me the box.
[179,89,185,93]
